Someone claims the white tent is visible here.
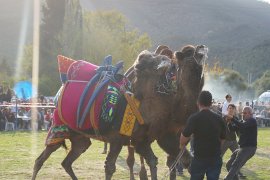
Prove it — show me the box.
[258,90,270,104]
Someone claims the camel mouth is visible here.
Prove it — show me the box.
[157,58,171,70]
[195,45,208,65]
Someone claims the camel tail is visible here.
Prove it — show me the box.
[61,140,69,152]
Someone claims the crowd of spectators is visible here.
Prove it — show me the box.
[0,95,54,131]
[212,98,270,127]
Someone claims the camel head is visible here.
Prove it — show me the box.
[171,45,208,126]
[133,50,172,100]
[174,45,207,99]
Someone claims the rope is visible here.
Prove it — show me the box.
[0,104,55,108]
[162,147,186,180]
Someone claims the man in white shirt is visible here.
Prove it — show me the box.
[222,94,232,117]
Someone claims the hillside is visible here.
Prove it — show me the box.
[80,0,270,79]
[0,0,270,80]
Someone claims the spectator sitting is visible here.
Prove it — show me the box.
[3,108,15,123]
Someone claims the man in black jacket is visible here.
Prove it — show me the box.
[224,106,257,180]
[180,91,226,180]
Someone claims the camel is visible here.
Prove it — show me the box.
[33,51,173,180]
[32,45,207,180]
[157,45,206,180]
[126,44,207,180]
[125,45,175,180]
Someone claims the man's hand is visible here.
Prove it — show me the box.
[225,115,233,122]
[179,133,190,150]
[179,143,185,150]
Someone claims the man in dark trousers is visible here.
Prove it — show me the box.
[180,90,226,180]
[224,106,257,180]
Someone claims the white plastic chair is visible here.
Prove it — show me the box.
[5,122,15,131]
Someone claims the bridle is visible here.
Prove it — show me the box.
[155,61,178,95]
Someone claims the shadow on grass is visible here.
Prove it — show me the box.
[116,154,140,170]
[255,151,270,159]
[222,160,262,180]
[117,154,192,179]
[241,167,260,180]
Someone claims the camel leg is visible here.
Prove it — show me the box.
[127,146,135,180]
[157,133,180,180]
[135,143,158,180]
[61,136,91,180]
[104,141,123,180]
[139,156,148,180]
[32,143,62,180]
[166,155,177,180]
[127,145,148,180]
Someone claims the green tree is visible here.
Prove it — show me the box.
[39,0,66,95]
[60,0,83,58]
[205,68,248,99]
[22,6,151,96]
[35,0,82,95]
[222,69,247,92]
[82,10,152,68]
[253,70,270,96]
[20,45,33,80]
[0,57,14,86]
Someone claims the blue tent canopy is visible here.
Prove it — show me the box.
[13,81,37,100]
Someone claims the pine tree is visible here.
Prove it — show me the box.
[39,0,66,95]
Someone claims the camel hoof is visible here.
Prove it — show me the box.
[139,168,148,180]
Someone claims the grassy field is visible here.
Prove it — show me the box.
[0,128,270,180]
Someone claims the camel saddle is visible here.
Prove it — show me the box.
[46,55,142,145]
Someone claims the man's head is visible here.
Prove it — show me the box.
[242,106,253,120]
[227,104,236,116]
[225,94,232,103]
[197,90,212,108]
[218,102,221,108]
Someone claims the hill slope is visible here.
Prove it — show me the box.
[80,0,270,79]
[0,0,270,80]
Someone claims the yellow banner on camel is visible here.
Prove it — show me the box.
[120,93,143,136]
